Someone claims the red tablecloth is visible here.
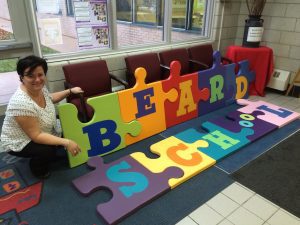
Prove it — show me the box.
[226,46,274,96]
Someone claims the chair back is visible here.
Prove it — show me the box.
[125,53,163,87]
[159,48,190,75]
[63,60,112,98]
[188,44,214,68]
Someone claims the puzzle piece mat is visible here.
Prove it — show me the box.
[1,102,299,225]
[58,53,255,167]
[72,100,298,224]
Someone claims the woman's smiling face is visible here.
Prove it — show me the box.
[22,66,46,92]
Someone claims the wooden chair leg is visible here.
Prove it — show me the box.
[285,83,294,96]
[286,69,300,96]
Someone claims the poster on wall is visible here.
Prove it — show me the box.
[77,25,109,49]
[74,0,109,50]
[36,0,60,14]
[40,18,63,45]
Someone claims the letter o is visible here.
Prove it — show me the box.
[240,113,255,121]
[239,120,253,127]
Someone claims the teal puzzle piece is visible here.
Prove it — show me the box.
[175,121,254,161]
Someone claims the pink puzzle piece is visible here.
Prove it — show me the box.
[237,99,300,128]
[72,156,183,224]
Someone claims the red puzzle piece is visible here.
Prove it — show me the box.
[162,61,209,128]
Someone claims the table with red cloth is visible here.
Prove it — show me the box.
[226,45,274,96]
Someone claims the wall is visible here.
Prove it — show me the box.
[234,0,300,81]
[213,0,241,53]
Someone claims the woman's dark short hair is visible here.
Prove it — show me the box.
[17,55,48,81]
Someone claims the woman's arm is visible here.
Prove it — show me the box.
[15,116,81,156]
[51,87,83,104]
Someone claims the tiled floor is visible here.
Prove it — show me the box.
[176,93,300,225]
[176,182,300,225]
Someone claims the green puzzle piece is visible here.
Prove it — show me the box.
[58,92,141,168]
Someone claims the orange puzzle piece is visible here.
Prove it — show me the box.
[118,67,178,145]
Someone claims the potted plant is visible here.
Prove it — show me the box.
[242,0,266,48]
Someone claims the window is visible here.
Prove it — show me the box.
[0,1,34,106]
[116,0,164,48]
[66,0,75,16]
[172,0,187,29]
[0,58,20,105]
[172,0,205,31]
[0,58,18,73]
[191,0,205,31]
[116,0,132,22]
[135,0,163,25]
[116,0,209,48]
[30,0,211,56]
[34,0,111,56]
[171,0,206,42]
[0,0,14,41]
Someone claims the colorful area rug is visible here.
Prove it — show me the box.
[0,136,232,225]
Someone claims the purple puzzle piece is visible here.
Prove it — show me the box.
[207,110,278,142]
[73,156,183,225]
[198,51,236,116]
[224,62,237,105]
[236,60,255,99]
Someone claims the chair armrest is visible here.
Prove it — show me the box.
[189,59,209,69]
[78,93,88,122]
[64,81,71,90]
[64,81,88,122]
[125,70,135,88]
[160,64,171,79]
[221,56,232,64]
[160,64,170,71]
[64,81,73,102]
[109,73,129,89]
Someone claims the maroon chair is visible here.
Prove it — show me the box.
[63,60,128,122]
[188,44,232,71]
[125,52,169,88]
[158,48,208,77]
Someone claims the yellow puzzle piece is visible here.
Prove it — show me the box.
[131,136,216,188]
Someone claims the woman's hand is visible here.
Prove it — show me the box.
[70,87,84,95]
[65,139,81,156]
